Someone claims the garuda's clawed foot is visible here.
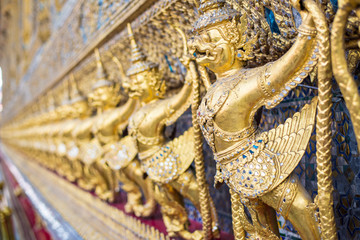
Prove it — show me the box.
[97,189,115,202]
[177,229,203,240]
[77,179,94,191]
[124,202,136,214]
[133,199,157,217]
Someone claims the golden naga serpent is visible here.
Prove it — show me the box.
[190,62,213,240]
[331,0,360,151]
[176,27,214,239]
[304,0,337,239]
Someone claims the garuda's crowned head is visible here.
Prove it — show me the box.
[66,74,91,118]
[125,23,165,103]
[190,0,257,74]
[88,48,121,110]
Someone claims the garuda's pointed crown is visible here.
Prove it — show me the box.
[193,0,240,32]
[126,23,158,77]
[92,48,114,90]
[69,74,86,104]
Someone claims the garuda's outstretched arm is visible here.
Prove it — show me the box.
[259,5,318,108]
[156,29,194,127]
[160,71,193,126]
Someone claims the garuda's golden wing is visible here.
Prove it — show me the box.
[141,127,195,184]
[79,138,103,165]
[260,96,318,182]
[103,136,138,170]
[223,97,317,197]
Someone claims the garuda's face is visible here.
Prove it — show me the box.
[71,101,89,117]
[88,86,119,109]
[128,70,160,103]
[47,110,58,122]
[128,71,147,99]
[89,86,109,108]
[190,25,236,74]
[56,105,71,119]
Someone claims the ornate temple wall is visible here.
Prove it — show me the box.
[0,0,359,239]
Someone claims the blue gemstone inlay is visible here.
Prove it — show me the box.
[264,7,281,34]
[164,55,174,73]
[330,0,338,12]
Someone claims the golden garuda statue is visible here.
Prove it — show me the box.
[69,77,102,192]
[95,53,157,217]
[125,23,218,239]
[69,51,125,201]
[60,77,91,182]
[49,90,84,174]
[77,49,123,202]
[54,77,90,182]
[189,0,336,239]
[84,48,156,214]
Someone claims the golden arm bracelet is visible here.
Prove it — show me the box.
[297,25,317,36]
